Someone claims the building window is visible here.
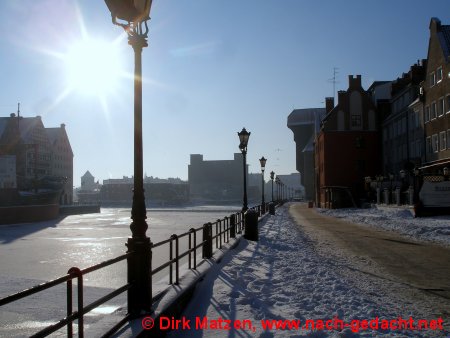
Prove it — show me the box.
[426,136,432,154]
[351,115,361,127]
[436,66,443,83]
[429,72,436,87]
[447,129,450,149]
[438,97,445,117]
[440,131,447,151]
[431,102,437,120]
[425,105,430,122]
[447,95,450,114]
[432,134,438,153]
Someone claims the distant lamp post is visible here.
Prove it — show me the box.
[270,171,275,202]
[104,0,153,315]
[275,176,280,202]
[238,127,250,211]
[259,157,267,213]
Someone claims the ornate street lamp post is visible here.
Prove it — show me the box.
[259,157,267,213]
[270,171,275,202]
[105,0,153,315]
[238,128,250,211]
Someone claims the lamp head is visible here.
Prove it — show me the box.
[105,0,152,26]
[259,156,267,170]
[237,127,250,151]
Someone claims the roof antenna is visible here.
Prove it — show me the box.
[328,67,339,102]
[17,102,20,128]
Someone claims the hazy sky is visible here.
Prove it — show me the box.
[0,1,449,186]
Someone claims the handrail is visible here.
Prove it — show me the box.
[0,203,270,337]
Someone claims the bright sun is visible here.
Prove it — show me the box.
[64,38,123,96]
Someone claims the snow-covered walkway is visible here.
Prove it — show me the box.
[165,204,447,337]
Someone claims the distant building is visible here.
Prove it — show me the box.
[188,153,245,203]
[287,107,325,200]
[100,175,188,205]
[46,124,74,204]
[0,155,16,188]
[0,113,73,204]
[381,61,426,176]
[76,171,100,204]
[316,75,381,207]
[422,17,450,172]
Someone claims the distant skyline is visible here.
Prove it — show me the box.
[0,1,449,186]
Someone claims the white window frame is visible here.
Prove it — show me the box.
[440,131,447,151]
[425,105,430,122]
[431,101,437,120]
[430,72,436,87]
[446,95,450,114]
[436,66,443,83]
[432,134,438,153]
[447,129,450,149]
[438,97,445,117]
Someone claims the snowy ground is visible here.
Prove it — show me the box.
[317,206,450,248]
[165,204,448,338]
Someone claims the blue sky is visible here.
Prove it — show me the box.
[0,0,449,186]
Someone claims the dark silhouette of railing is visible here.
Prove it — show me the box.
[0,204,267,337]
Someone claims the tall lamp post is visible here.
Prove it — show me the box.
[259,157,267,213]
[238,128,250,211]
[104,0,153,315]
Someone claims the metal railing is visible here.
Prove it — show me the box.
[0,203,269,337]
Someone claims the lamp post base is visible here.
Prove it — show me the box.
[127,237,152,315]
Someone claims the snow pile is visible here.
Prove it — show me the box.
[317,207,450,247]
[166,206,445,337]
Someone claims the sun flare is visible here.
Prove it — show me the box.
[64,38,123,96]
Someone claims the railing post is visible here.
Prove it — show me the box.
[175,235,179,284]
[191,228,197,269]
[67,270,74,337]
[230,214,236,238]
[68,267,83,338]
[225,217,229,242]
[169,236,174,284]
[237,212,242,234]
[218,219,222,248]
[188,230,192,269]
[202,223,213,259]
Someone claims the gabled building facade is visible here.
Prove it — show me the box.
[423,17,450,172]
[315,75,381,207]
[46,124,74,204]
[0,113,73,205]
[382,61,426,176]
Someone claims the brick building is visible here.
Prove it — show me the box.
[422,17,450,172]
[315,75,381,207]
[0,113,73,205]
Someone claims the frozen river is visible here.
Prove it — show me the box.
[0,207,240,337]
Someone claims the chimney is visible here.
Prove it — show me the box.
[348,75,362,89]
[325,97,334,113]
[61,123,66,129]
